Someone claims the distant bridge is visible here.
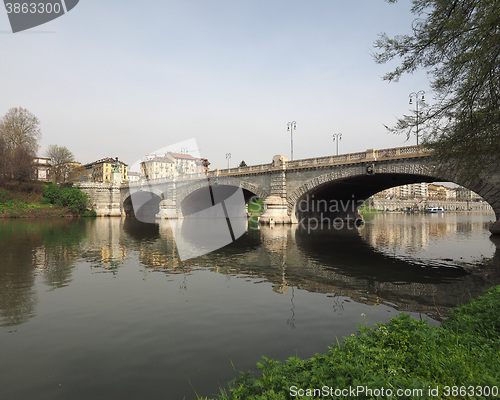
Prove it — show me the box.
[78,145,500,234]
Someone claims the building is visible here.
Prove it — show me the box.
[84,157,128,183]
[445,186,456,200]
[128,171,141,183]
[375,183,428,200]
[141,155,176,180]
[139,152,207,180]
[168,152,205,175]
[456,186,483,202]
[33,157,51,181]
[427,184,447,200]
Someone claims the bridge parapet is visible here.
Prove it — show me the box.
[212,146,432,176]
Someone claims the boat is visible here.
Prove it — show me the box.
[427,207,444,213]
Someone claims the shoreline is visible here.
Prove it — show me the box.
[204,285,500,399]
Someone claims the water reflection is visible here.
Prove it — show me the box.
[359,213,497,265]
[0,219,88,326]
[132,215,500,320]
[0,214,499,328]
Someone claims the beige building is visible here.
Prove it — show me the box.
[140,152,206,180]
[128,171,141,183]
[141,155,176,180]
[33,157,51,181]
[374,183,428,200]
[84,157,128,183]
[427,184,447,200]
[168,152,206,175]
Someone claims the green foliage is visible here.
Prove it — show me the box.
[42,182,62,204]
[0,189,12,202]
[81,209,97,218]
[204,286,500,399]
[374,0,500,179]
[42,183,91,215]
[248,197,263,214]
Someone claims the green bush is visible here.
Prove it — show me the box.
[81,209,97,217]
[42,183,62,204]
[204,286,500,400]
[42,183,92,215]
[0,189,12,202]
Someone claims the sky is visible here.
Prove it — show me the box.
[0,0,431,169]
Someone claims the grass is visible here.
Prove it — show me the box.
[199,285,500,399]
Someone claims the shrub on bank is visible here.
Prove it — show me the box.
[202,286,500,400]
[42,183,93,215]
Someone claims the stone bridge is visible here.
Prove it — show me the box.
[78,145,500,234]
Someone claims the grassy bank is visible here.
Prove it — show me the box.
[202,286,500,399]
[0,181,95,217]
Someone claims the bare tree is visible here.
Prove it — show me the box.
[10,144,35,182]
[0,136,7,182]
[0,107,42,154]
[0,107,42,182]
[46,144,76,183]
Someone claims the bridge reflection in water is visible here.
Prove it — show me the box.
[1,214,499,400]
[1,215,498,330]
[120,214,499,321]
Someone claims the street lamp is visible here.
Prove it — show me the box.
[286,121,297,160]
[332,133,342,155]
[226,153,231,169]
[409,90,425,145]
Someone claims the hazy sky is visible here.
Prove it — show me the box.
[0,0,430,169]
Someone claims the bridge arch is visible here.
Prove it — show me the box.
[123,187,164,222]
[287,160,500,223]
[177,178,269,217]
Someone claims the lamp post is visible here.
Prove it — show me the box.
[286,121,297,160]
[409,90,425,145]
[226,153,231,169]
[332,133,342,155]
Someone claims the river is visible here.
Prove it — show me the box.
[0,212,499,399]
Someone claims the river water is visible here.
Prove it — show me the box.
[0,213,499,399]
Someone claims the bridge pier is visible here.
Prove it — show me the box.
[156,181,179,220]
[259,195,292,224]
[259,156,292,224]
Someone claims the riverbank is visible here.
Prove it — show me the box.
[203,285,500,399]
[0,182,95,218]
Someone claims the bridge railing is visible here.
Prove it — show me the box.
[207,162,273,177]
[115,145,434,186]
[286,151,367,168]
[375,145,432,159]
[286,151,372,169]
[284,145,430,169]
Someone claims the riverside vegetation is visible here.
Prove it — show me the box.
[0,182,96,217]
[201,285,500,400]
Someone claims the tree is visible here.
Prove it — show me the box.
[0,107,41,154]
[10,144,35,182]
[0,107,41,182]
[239,160,247,167]
[46,144,75,183]
[374,0,500,179]
[0,135,7,181]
